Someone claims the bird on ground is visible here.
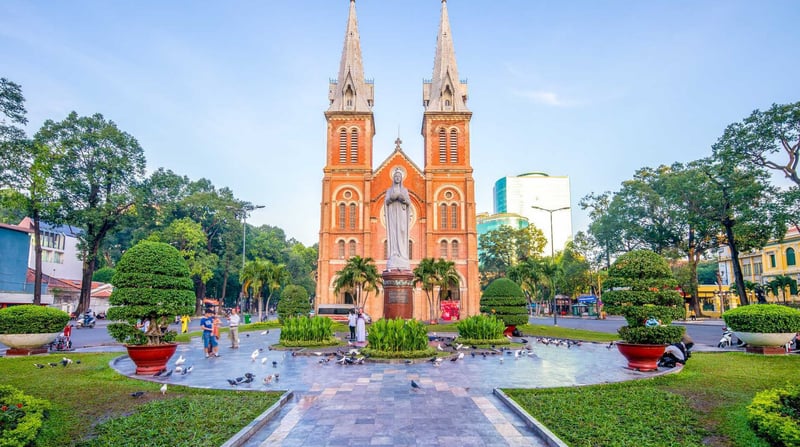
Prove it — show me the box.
[130,391,146,398]
[160,384,167,395]
[437,343,444,352]
[260,330,269,335]
[411,380,422,390]
[272,361,278,367]
[61,357,73,366]
[243,376,255,384]
[175,355,186,366]
[457,352,464,361]
[520,338,528,344]
[313,352,323,356]
[471,352,476,358]
[347,349,361,356]
[514,350,521,359]
[251,350,260,361]
[455,343,464,351]
[153,368,167,377]
[263,374,273,385]
[76,360,81,364]
[261,357,268,365]
[245,372,255,379]
[607,341,615,350]
[162,369,174,378]
[499,356,504,363]
[175,366,183,374]
[34,363,45,369]
[182,365,193,375]
[48,362,58,367]
[274,373,280,381]
[227,379,238,386]
[246,334,250,337]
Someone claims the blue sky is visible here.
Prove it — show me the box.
[2,1,799,246]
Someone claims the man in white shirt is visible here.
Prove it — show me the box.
[347,308,357,341]
[228,308,241,349]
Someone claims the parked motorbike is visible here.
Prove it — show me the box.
[718,327,732,348]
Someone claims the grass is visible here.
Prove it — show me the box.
[0,353,282,446]
[517,323,620,342]
[504,352,800,447]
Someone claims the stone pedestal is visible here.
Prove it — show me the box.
[5,347,49,356]
[382,270,414,319]
[745,346,787,355]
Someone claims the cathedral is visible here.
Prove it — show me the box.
[315,0,480,321]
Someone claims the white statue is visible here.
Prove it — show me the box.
[385,168,411,270]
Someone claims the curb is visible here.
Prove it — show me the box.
[221,390,294,447]
[493,388,570,447]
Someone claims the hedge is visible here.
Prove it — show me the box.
[723,304,800,333]
[276,285,311,320]
[0,305,69,334]
[0,384,51,447]
[480,278,528,326]
[748,384,800,447]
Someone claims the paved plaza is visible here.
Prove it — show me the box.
[112,330,660,446]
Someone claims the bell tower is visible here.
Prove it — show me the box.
[317,0,376,304]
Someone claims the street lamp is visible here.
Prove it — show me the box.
[237,204,265,311]
[530,204,570,325]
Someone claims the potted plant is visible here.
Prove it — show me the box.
[602,250,685,371]
[723,304,800,352]
[480,278,528,337]
[106,241,195,374]
[0,305,70,355]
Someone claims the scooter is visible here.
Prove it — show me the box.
[718,328,732,348]
[76,311,96,329]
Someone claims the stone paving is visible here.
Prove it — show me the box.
[112,331,655,446]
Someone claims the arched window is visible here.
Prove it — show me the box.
[787,247,796,266]
[338,203,346,229]
[438,128,447,163]
[339,129,347,163]
[338,240,345,259]
[450,204,458,229]
[349,203,357,230]
[349,240,357,257]
[440,203,448,229]
[451,240,459,258]
[350,129,358,162]
[408,240,413,260]
[449,129,458,163]
[440,240,448,258]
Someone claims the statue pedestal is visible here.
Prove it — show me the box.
[382,270,414,319]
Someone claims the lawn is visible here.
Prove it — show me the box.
[504,352,800,447]
[0,352,283,446]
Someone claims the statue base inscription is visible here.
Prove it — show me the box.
[382,269,414,319]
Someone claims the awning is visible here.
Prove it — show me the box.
[577,295,597,304]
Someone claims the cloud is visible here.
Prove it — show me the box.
[516,89,576,107]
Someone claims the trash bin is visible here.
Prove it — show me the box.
[244,313,251,324]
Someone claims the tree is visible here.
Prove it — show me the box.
[555,242,592,299]
[333,256,381,310]
[276,285,311,320]
[413,258,438,321]
[508,257,544,311]
[263,261,290,321]
[478,224,547,278]
[580,192,624,268]
[766,275,797,304]
[35,112,146,315]
[434,258,460,310]
[240,259,268,319]
[712,102,800,186]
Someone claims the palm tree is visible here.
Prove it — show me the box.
[240,259,267,318]
[413,258,438,321]
[508,258,544,314]
[767,275,797,304]
[333,256,381,309]
[434,259,460,320]
[263,261,290,320]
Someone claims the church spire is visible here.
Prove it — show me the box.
[329,0,373,112]
[423,0,468,112]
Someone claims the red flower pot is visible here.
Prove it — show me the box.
[125,343,178,375]
[616,342,666,372]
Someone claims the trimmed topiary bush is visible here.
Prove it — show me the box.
[0,305,69,334]
[723,304,800,333]
[107,241,195,345]
[279,316,335,346]
[748,384,800,447]
[456,315,506,343]
[364,318,434,358]
[480,278,528,327]
[603,250,685,344]
[0,384,51,447]
[276,285,311,321]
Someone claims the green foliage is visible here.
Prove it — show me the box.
[366,318,430,353]
[107,241,195,345]
[279,316,333,343]
[723,304,800,333]
[480,278,528,326]
[478,224,547,274]
[276,285,311,320]
[0,384,51,447]
[333,256,381,310]
[456,315,505,341]
[603,250,685,344]
[748,384,800,447]
[0,305,69,334]
[91,267,115,283]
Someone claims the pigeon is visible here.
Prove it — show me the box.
[520,338,528,344]
[246,334,250,337]
[175,355,186,366]
[455,343,464,351]
[34,363,45,369]
[261,357,268,365]
[61,357,73,366]
[162,369,174,378]
[182,365,193,375]
[607,341,615,350]
[130,391,146,398]
[49,362,58,367]
[243,376,255,384]
[274,373,280,381]
[457,352,464,360]
[263,374,273,385]
[437,343,444,352]
[227,378,238,386]
[245,372,256,379]
[175,366,183,374]
[251,350,260,361]
[411,380,422,390]
[272,361,278,367]
[313,352,323,356]
[153,368,167,377]
[160,383,167,395]
[260,330,269,335]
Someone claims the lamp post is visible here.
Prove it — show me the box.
[530,205,570,325]
[238,204,265,312]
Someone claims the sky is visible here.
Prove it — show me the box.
[2,1,799,247]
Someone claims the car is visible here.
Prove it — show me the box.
[316,304,371,323]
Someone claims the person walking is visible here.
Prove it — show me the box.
[347,308,357,341]
[180,315,191,334]
[200,309,218,358]
[355,308,367,345]
[228,308,241,349]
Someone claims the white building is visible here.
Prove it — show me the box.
[19,218,83,281]
[493,173,573,256]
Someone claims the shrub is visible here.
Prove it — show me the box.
[91,266,115,283]
[0,305,69,334]
[366,318,430,353]
[602,250,685,344]
[276,285,311,320]
[279,316,333,343]
[480,278,528,326]
[0,384,51,447]
[456,315,505,341]
[107,241,195,345]
[748,384,800,447]
[723,304,800,333]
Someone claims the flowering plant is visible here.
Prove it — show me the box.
[0,385,50,447]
